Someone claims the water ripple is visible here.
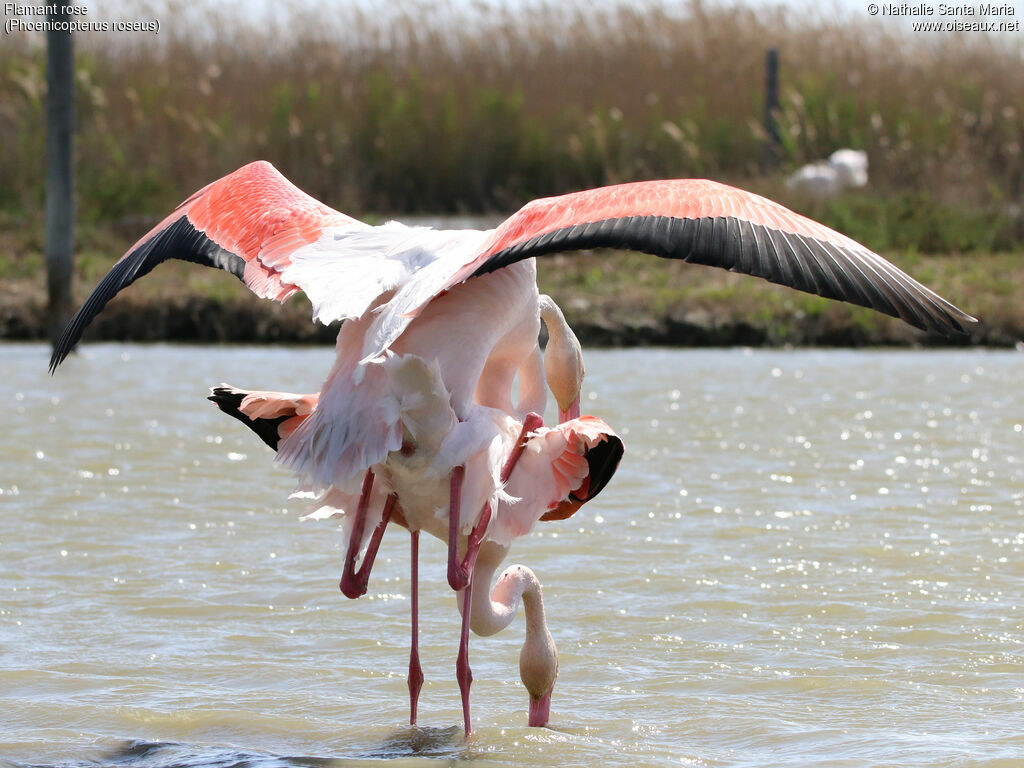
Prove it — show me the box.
[3,343,1022,767]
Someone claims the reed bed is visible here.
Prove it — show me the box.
[1,0,1022,249]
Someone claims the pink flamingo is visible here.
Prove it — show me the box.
[50,161,975,732]
[207,380,622,732]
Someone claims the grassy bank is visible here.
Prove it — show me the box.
[2,215,1019,348]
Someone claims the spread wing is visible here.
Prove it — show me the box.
[489,416,623,545]
[468,180,976,334]
[49,161,368,371]
[367,179,977,357]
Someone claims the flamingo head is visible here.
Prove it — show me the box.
[539,295,584,423]
[520,622,558,727]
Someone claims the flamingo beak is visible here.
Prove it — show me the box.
[557,395,581,424]
[528,687,553,727]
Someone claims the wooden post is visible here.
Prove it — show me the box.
[762,48,781,172]
[46,8,75,345]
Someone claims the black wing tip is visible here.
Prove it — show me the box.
[946,308,981,336]
[47,346,66,375]
[480,214,979,341]
[48,313,86,373]
[894,291,979,338]
[207,384,243,407]
[208,385,284,451]
[47,213,252,376]
[933,313,979,339]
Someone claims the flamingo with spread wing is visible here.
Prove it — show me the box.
[207,380,621,731]
[50,161,975,733]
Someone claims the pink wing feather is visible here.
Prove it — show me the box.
[478,179,866,260]
[207,384,320,449]
[50,162,365,370]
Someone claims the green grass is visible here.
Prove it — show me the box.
[535,245,1023,346]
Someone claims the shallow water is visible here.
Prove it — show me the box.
[2,343,1022,767]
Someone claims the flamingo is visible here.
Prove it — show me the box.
[787,149,869,198]
[202,296,597,732]
[49,161,975,731]
[206,380,623,732]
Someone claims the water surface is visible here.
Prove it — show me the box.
[2,344,1022,767]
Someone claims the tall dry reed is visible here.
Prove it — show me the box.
[1,0,1021,242]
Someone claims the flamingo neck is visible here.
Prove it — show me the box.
[539,295,584,422]
[462,550,527,637]
[516,346,548,417]
[461,550,558,726]
[558,396,581,423]
[462,552,550,650]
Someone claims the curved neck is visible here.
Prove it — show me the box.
[463,552,546,639]
[461,549,558,726]
[516,345,547,416]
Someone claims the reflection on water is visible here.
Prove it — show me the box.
[15,728,468,768]
[2,343,1022,768]
[22,740,339,768]
[367,726,465,759]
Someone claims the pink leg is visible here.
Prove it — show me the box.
[500,412,545,482]
[408,529,424,726]
[355,493,394,584]
[340,471,374,598]
[447,466,467,590]
[447,413,544,592]
[463,504,491,573]
[447,495,492,592]
[447,466,492,591]
[449,415,545,735]
[339,472,394,599]
[456,577,475,736]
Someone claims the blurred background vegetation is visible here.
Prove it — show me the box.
[1,0,1022,344]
